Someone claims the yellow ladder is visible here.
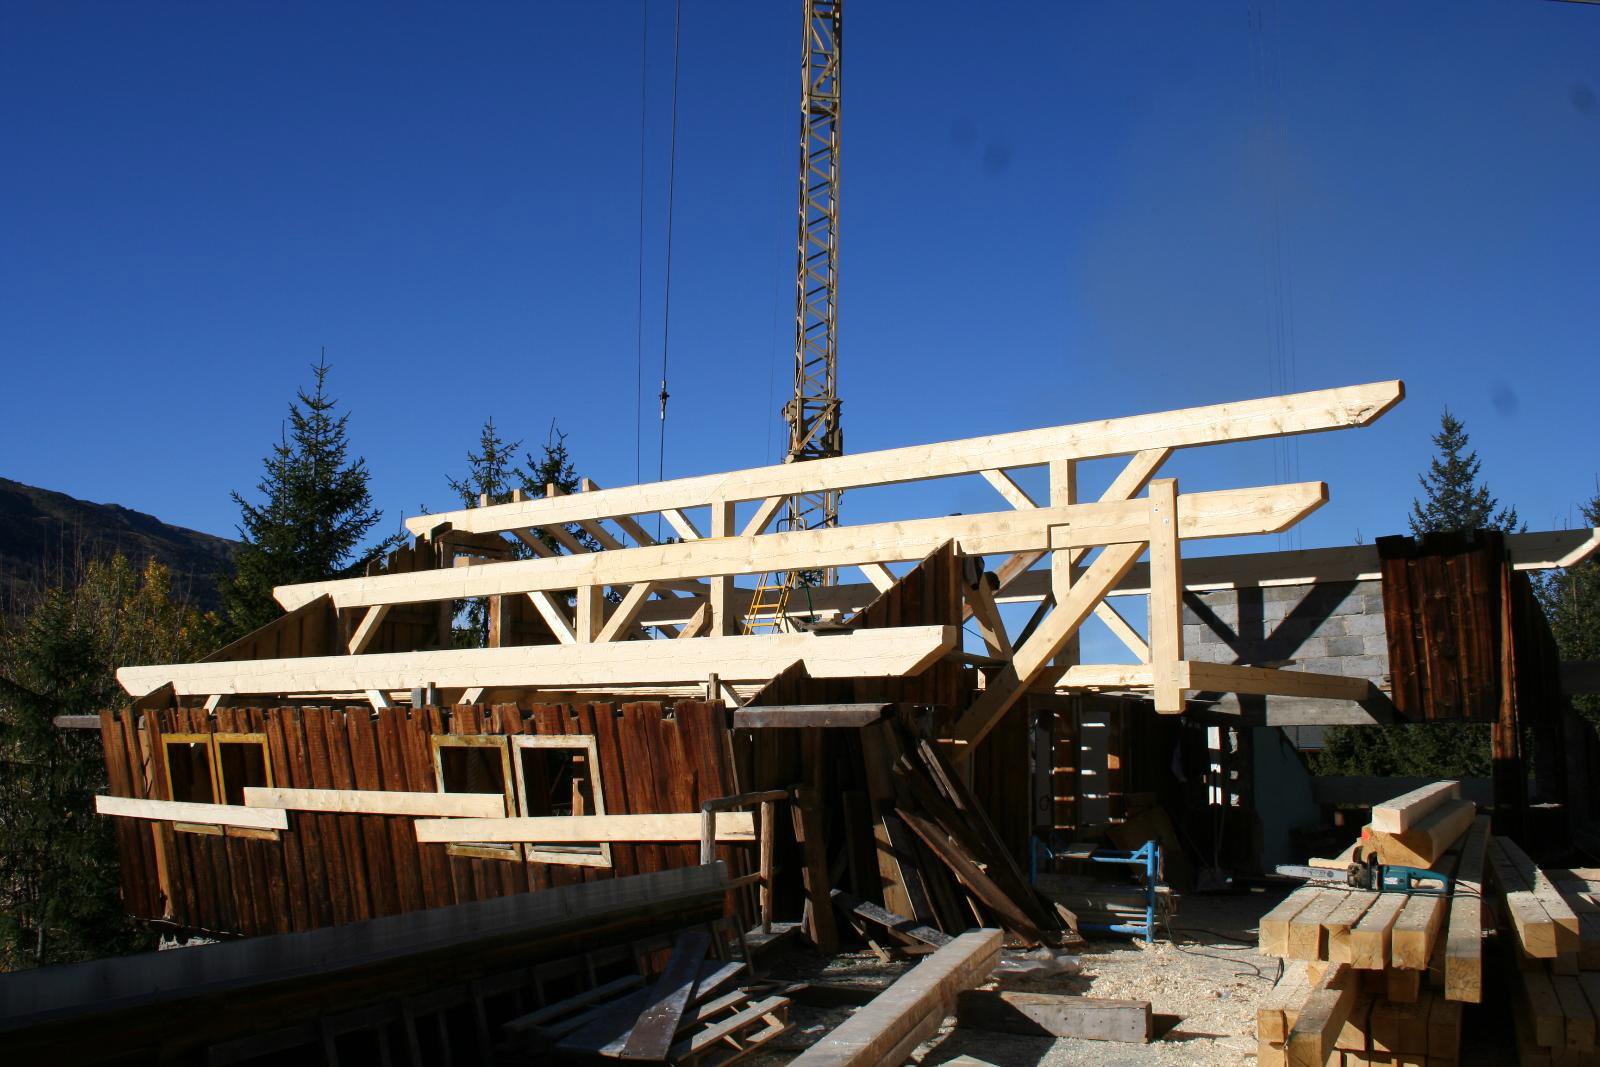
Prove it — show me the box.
[743,568,793,635]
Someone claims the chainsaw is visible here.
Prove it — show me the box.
[1274,854,1450,895]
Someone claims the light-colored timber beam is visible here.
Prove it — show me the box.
[96,794,289,831]
[414,812,755,844]
[347,605,391,655]
[596,581,658,643]
[276,483,1327,611]
[1093,602,1149,663]
[116,625,959,699]
[243,787,506,818]
[404,381,1402,536]
[625,525,1599,629]
[527,591,578,644]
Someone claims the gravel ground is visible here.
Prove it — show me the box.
[751,888,1517,1066]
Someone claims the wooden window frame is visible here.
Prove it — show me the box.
[511,734,612,870]
[431,734,519,862]
[161,731,279,839]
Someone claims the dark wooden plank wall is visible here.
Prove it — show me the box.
[100,701,742,938]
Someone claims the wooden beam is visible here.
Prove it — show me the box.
[596,582,657,643]
[1370,781,1461,834]
[1092,602,1149,663]
[963,578,1012,657]
[365,689,391,710]
[955,990,1151,1043]
[1361,798,1475,868]
[619,930,711,1060]
[790,928,1004,1067]
[414,812,755,844]
[242,787,505,818]
[1445,815,1490,1003]
[1181,661,1375,702]
[661,508,703,542]
[709,501,735,635]
[347,605,391,654]
[53,715,104,730]
[527,591,577,644]
[733,703,892,729]
[952,540,1146,753]
[1147,478,1183,712]
[631,525,1599,629]
[120,625,957,698]
[96,794,289,831]
[278,483,1326,611]
[1285,964,1355,1067]
[405,380,1400,536]
[742,496,786,537]
[860,562,897,594]
[574,583,603,643]
[980,469,1039,511]
[676,601,710,639]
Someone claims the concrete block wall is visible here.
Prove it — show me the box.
[1181,579,1389,685]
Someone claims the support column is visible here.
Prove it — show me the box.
[710,501,736,635]
[1148,478,1185,712]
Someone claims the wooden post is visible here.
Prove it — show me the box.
[1049,459,1079,670]
[790,786,839,954]
[710,500,736,635]
[1147,478,1184,712]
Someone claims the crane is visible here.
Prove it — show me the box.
[746,0,844,633]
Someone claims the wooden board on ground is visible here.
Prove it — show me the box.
[955,990,1151,1043]
[790,929,1003,1067]
[618,929,711,1060]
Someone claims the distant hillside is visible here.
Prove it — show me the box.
[0,478,236,616]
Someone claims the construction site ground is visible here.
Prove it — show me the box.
[753,888,1517,1065]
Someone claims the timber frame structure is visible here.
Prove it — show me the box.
[112,378,1600,752]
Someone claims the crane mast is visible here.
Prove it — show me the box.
[745,0,842,633]
[784,0,842,553]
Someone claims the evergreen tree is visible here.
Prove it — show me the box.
[518,423,598,556]
[1409,408,1522,536]
[221,357,402,636]
[1538,488,1600,726]
[1317,407,1527,778]
[447,419,526,647]
[0,556,218,968]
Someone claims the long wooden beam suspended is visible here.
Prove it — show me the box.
[116,626,959,699]
[277,483,1327,612]
[624,526,1600,628]
[403,381,1402,537]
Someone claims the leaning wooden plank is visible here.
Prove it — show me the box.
[414,812,755,844]
[830,889,952,949]
[95,794,288,831]
[1259,888,1323,958]
[241,787,504,818]
[616,929,711,1060]
[401,381,1402,538]
[280,484,1329,612]
[501,974,646,1037]
[955,990,1151,1043]
[1370,781,1461,834]
[895,808,1043,944]
[666,994,791,1062]
[1390,893,1446,970]
[790,928,1004,1067]
[1444,815,1490,1003]
[118,626,958,698]
[1284,963,1354,1067]
[1362,798,1475,868]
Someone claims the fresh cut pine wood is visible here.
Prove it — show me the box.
[1370,780,1460,834]
[1362,798,1475,868]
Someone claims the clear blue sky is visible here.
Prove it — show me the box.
[4,1,1597,561]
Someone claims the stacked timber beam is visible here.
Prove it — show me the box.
[1488,837,1600,1065]
[1256,782,1486,1066]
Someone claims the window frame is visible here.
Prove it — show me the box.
[511,734,612,870]
[431,734,519,862]
[213,731,275,806]
[161,731,279,839]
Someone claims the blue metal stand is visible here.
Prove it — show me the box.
[1035,838,1163,939]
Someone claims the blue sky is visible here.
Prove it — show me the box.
[3,1,1597,576]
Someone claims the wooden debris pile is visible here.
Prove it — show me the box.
[1255,782,1486,1067]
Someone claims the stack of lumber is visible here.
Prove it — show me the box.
[1488,838,1600,1066]
[1255,782,1487,1066]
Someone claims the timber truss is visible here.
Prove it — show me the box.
[116,379,1600,760]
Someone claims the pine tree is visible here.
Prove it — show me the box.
[1409,408,1522,536]
[1538,488,1600,726]
[519,423,597,555]
[0,556,217,968]
[1318,407,1527,778]
[447,419,526,647]
[221,357,402,636]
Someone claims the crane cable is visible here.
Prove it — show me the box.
[656,0,683,495]
[634,0,649,485]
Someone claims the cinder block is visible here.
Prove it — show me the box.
[1338,655,1385,678]
[1325,636,1367,657]
[1344,612,1387,637]
[1362,635,1390,656]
